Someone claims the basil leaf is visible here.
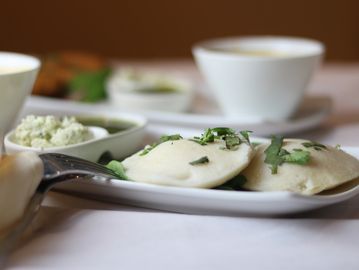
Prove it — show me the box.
[283,149,310,165]
[212,127,235,136]
[224,135,241,150]
[140,134,183,155]
[189,156,209,165]
[239,130,252,145]
[106,160,128,180]
[302,141,327,151]
[215,175,247,191]
[264,136,311,174]
[264,135,285,174]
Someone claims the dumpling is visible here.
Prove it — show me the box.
[242,139,359,195]
[122,139,254,188]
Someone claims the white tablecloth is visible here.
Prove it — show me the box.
[6,61,359,269]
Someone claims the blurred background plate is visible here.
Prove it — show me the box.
[22,94,331,137]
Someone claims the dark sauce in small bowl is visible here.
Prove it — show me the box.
[76,116,136,134]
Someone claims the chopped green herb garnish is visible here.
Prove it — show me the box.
[264,136,311,174]
[282,149,310,164]
[190,128,216,145]
[264,135,285,174]
[106,160,128,180]
[140,134,183,155]
[302,141,327,151]
[189,156,209,165]
[224,135,241,150]
[239,130,252,144]
[335,144,341,150]
[215,175,247,191]
[160,134,183,142]
[191,127,252,150]
[212,127,235,136]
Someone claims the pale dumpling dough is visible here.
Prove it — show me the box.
[122,139,254,188]
[0,152,43,234]
[242,139,359,195]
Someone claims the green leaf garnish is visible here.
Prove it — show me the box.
[106,160,128,180]
[302,141,327,151]
[239,130,252,144]
[140,134,183,155]
[189,156,209,165]
[212,127,235,136]
[264,136,285,174]
[191,128,251,150]
[224,135,241,150]
[190,128,216,145]
[160,134,183,142]
[69,68,112,102]
[282,149,310,164]
[264,136,311,174]
[215,175,247,191]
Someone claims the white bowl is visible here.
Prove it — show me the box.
[106,71,193,113]
[192,36,325,122]
[4,114,147,162]
[0,52,40,136]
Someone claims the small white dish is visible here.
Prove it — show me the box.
[106,69,194,113]
[5,113,147,162]
[55,147,359,216]
[193,36,324,121]
[4,126,109,158]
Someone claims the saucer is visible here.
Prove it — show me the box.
[138,96,332,136]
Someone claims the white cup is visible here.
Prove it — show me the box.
[0,52,40,138]
[193,36,324,122]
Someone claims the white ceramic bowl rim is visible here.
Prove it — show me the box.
[192,36,325,61]
[0,52,41,76]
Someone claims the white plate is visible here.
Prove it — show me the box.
[55,147,359,216]
[23,95,331,136]
[20,96,356,216]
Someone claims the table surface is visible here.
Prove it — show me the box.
[7,61,359,270]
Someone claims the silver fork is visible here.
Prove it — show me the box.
[0,153,120,268]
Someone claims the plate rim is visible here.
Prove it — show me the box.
[56,146,359,215]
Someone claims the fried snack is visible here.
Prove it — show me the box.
[32,51,107,97]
